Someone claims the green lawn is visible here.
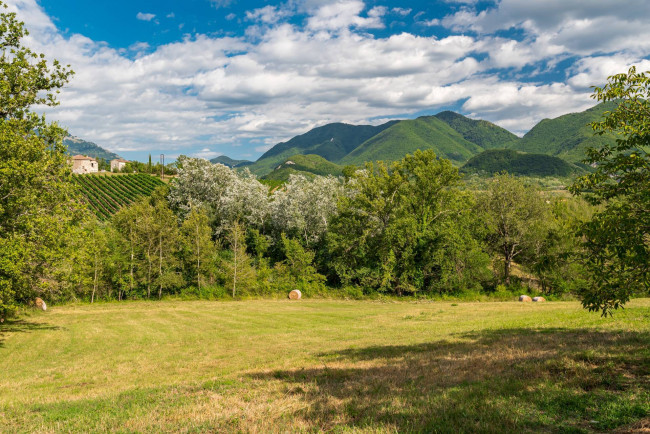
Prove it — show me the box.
[1,299,648,432]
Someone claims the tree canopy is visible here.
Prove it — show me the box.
[570,66,650,315]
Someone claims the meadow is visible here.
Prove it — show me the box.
[1,298,648,432]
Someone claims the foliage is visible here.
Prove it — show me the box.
[511,101,619,163]
[73,173,165,220]
[179,206,218,292]
[271,174,344,244]
[570,67,650,315]
[478,173,552,285]
[435,110,520,149]
[328,150,490,294]
[63,135,121,162]
[249,121,396,176]
[262,154,344,181]
[340,115,483,167]
[169,156,269,233]
[273,233,325,295]
[0,2,81,320]
[461,149,585,177]
[209,155,253,168]
[223,221,256,297]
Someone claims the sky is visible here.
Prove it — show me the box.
[6,0,650,162]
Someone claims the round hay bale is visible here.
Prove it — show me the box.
[532,296,546,302]
[35,297,47,311]
[288,289,302,300]
[519,295,532,302]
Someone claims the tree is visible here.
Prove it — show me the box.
[180,206,217,292]
[478,173,550,285]
[271,174,343,244]
[328,150,489,294]
[273,233,325,295]
[223,221,255,298]
[0,2,78,320]
[569,66,650,315]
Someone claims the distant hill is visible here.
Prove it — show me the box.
[509,101,618,163]
[261,154,343,182]
[435,111,520,149]
[64,136,122,161]
[461,149,586,177]
[248,121,398,175]
[210,155,253,168]
[339,115,484,167]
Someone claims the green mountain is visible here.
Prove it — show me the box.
[64,135,122,161]
[210,155,253,168]
[339,115,484,167]
[248,121,398,175]
[509,101,618,163]
[461,149,586,177]
[435,111,520,149]
[261,154,343,182]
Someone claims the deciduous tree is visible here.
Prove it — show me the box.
[570,67,650,314]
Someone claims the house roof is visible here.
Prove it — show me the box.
[111,158,129,163]
[71,155,97,161]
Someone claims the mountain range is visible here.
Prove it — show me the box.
[66,101,618,179]
[63,135,122,161]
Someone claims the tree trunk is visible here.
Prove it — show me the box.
[504,258,511,285]
[196,223,201,292]
[92,255,98,303]
[232,233,237,298]
[158,232,163,300]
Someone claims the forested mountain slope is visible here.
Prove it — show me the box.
[339,115,484,166]
[509,101,618,162]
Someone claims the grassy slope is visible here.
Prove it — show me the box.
[461,149,587,177]
[249,121,398,176]
[262,154,343,181]
[1,299,648,432]
[509,101,618,162]
[436,111,521,149]
[340,116,485,167]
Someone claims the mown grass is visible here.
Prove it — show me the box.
[1,299,648,432]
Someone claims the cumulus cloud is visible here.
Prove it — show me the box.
[4,0,649,160]
[136,12,156,22]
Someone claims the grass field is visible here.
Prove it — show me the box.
[1,299,648,432]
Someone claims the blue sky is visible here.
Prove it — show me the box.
[8,0,650,162]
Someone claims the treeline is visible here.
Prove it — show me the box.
[37,151,601,304]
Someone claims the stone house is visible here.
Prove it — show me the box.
[71,155,98,174]
[110,158,129,172]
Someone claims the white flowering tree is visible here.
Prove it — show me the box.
[168,156,270,233]
[271,174,344,244]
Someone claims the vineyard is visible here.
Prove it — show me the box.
[73,174,166,220]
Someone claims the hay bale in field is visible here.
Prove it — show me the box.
[532,296,546,302]
[519,295,532,302]
[288,290,302,300]
[35,297,47,311]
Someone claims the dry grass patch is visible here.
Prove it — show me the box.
[0,299,648,432]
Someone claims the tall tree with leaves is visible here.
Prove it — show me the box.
[180,206,217,292]
[0,2,78,319]
[224,221,256,298]
[328,150,489,294]
[570,67,650,315]
[479,173,550,285]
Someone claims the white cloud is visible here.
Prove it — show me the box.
[392,8,411,17]
[246,6,290,25]
[4,0,650,160]
[136,12,156,22]
[306,1,385,31]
